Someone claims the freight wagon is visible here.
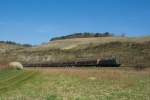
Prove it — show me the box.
[23,58,121,67]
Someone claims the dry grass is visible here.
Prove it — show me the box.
[0,67,150,100]
[34,67,150,78]
[39,36,150,49]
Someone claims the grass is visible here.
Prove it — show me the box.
[40,36,150,49]
[0,67,150,100]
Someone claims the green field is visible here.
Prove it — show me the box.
[0,68,150,100]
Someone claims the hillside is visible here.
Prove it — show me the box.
[40,36,150,49]
[0,36,150,67]
[0,42,31,65]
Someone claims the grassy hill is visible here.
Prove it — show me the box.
[0,42,31,66]
[0,36,150,67]
[40,36,150,49]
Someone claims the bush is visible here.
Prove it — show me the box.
[8,62,23,70]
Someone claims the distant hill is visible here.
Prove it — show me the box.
[50,32,114,41]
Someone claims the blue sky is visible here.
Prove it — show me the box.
[0,0,150,44]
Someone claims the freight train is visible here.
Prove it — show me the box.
[23,58,121,67]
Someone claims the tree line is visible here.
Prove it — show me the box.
[0,41,32,47]
[50,32,114,41]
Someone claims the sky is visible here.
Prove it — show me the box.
[0,0,150,44]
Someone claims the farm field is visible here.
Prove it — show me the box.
[0,67,150,100]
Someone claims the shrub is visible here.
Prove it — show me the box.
[8,62,23,70]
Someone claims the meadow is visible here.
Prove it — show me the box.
[0,67,150,100]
